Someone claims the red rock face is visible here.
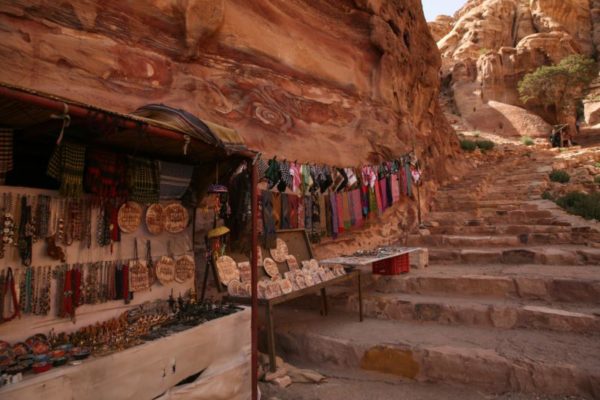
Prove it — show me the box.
[0,0,457,171]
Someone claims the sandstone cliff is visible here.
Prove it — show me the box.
[431,0,600,137]
[0,1,459,244]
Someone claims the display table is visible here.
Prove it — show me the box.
[319,246,420,267]
[226,270,362,372]
[0,308,250,400]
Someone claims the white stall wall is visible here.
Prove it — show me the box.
[0,186,195,343]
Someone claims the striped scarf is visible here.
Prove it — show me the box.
[159,161,194,200]
[47,142,86,197]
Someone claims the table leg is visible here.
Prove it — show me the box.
[265,303,277,372]
[320,288,328,316]
[358,272,363,322]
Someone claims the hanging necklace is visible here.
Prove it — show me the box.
[2,193,15,254]
[1,267,20,322]
[17,195,33,266]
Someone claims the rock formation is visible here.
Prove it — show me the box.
[0,0,457,170]
[433,0,600,137]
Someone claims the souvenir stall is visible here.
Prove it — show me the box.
[0,84,258,400]
[214,150,424,371]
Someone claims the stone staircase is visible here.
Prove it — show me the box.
[269,148,600,399]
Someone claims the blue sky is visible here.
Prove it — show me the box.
[421,0,465,21]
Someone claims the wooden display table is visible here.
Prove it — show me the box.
[319,246,420,267]
[225,229,364,372]
[0,308,250,400]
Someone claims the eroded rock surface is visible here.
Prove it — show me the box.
[434,0,599,137]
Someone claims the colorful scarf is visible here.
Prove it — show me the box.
[127,156,159,204]
[336,193,344,233]
[391,174,400,203]
[329,193,338,238]
[303,195,312,231]
[342,192,351,230]
[288,195,299,229]
[261,191,276,248]
[272,192,282,230]
[379,179,388,210]
[0,129,13,184]
[289,162,302,193]
[47,142,86,197]
[280,193,290,229]
[85,149,128,200]
[352,190,364,228]
[318,194,327,235]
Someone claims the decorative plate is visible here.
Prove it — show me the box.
[145,203,164,235]
[257,280,269,299]
[269,238,289,263]
[295,273,306,289]
[303,271,314,286]
[175,254,195,283]
[237,261,251,283]
[278,278,293,294]
[216,255,240,285]
[227,279,243,297]
[286,255,300,271]
[117,201,142,233]
[156,255,175,285]
[256,247,263,266]
[263,257,280,279]
[333,264,346,276]
[163,203,189,234]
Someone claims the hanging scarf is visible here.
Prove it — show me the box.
[288,195,299,229]
[279,161,292,190]
[289,162,302,193]
[272,192,282,230]
[257,159,269,181]
[318,194,327,235]
[85,149,128,200]
[280,193,290,229]
[342,192,351,230]
[310,192,321,242]
[378,179,388,211]
[348,190,356,227]
[374,180,383,216]
[336,193,344,233]
[352,190,364,228]
[47,142,86,197]
[303,195,312,231]
[127,156,160,204]
[329,193,338,238]
[297,195,305,229]
[261,191,277,248]
[324,194,333,237]
[159,161,194,199]
[0,129,13,185]
[265,158,281,190]
[301,165,313,195]
[386,175,393,206]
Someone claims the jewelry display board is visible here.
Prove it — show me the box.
[0,186,195,343]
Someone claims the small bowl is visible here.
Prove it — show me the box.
[52,357,68,367]
[71,347,91,360]
[12,342,30,357]
[49,349,66,359]
[32,361,52,374]
[33,354,50,363]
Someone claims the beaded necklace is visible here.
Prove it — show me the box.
[2,193,15,256]
[1,267,20,322]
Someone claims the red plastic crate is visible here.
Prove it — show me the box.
[372,254,410,275]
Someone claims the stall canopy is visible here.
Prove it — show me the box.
[0,82,254,164]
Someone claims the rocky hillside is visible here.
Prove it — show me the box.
[431,0,600,137]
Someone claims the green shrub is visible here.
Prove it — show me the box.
[460,139,477,152]
[595,162,600,168]
[556,192,600,221]
[594,175,600,184]
[476,140,495,151]
[521,136,534,146]
[541,191,554,201]
[549,169,570,183]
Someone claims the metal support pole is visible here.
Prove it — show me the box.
[250,160,259,400]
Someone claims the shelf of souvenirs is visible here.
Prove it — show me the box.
[0,293,244,389]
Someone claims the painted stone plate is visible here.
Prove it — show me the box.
[263,257,280,279]
[117,201,142,233]
[216,255,240,285]
[145,203,164,235]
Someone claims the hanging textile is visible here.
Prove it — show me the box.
[272,191,282,230]
[310,192,320,242]
[329,193,338,238]
[127,156,160,204]
[159,161,194,199]
[386,175,393,207]
[335,193,344,233]
[303,195,312,231]
[405,161,413,197]
[351,189,364,228]
[0,128,13,184]
[47,142,87,197]
[301,165,313,195]
[288,195,299,229]
[84,149,128,200]
[378,179,388,211]
[297,195,305,229]
[342,192,351,230]
[318,194,327,235]
[261,191,276,248]
[289,162,302,193]
[280,193,290,229]
[265,158,282,190]
[279,160,292,191]
[374,180,383,215]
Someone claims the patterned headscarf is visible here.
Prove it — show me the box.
[127,156,160,204]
